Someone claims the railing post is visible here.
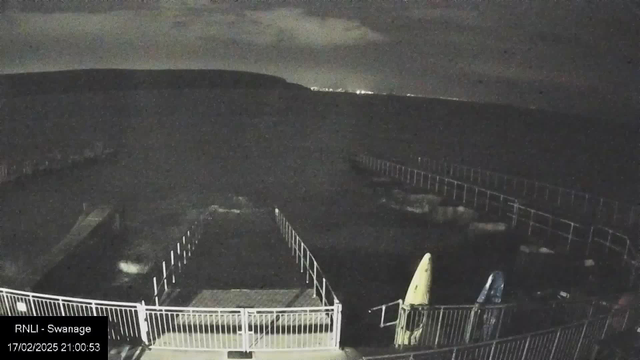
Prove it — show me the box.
[557,188,562,206]
[624,241,629,262]
[520,336,531,360]
[487,342,497,360]
[528,210,534,236]
[240,308,249,351]
[464,305,479,344]
[453,180,457,200]
[322,279,327,306]
[420,172,424,187]
[512,202,519,228]
[463,184,467,204]
[583,193,590,213]
[572,321,589,360]
[444,179,448,197]
[171,251,176,283]
[601,313,612,339]
[494,307,505,339]
[334,302,343,348]
[1,291,11,315]
[137,301,149,345]
[433,307,444,348]
[300,245,304,272]
[621,309,630,330]
[177,243,181,272]
[28,294,37,316]
[306,251,310,283]
[598,198,604,217]
[313,262,318,298]
[548,328,562,360]
[182,236,187,265]
[586,227,594,257]
[474,187,478,208]
[162,261,168,291]
[567,223,575,251]
[153,277,159,306]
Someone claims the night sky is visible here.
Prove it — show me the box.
[1,0,638,121]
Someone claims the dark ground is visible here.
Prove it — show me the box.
[1,73,638,348]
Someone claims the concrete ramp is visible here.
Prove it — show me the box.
[15,205,122,290]
[182,289,323,309]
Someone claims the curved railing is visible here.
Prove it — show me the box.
[414,156,640,236]
[275,208,341,308]
[363,304,639,360]
[150,211,207,306]
[353,154,639,279]
[352,154,639,356]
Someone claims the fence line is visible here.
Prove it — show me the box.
[353,154,640,351]
[353,154,639,274]
[415,157,640,235]
[362,303,639,360]
[372,289,629,351]
[357,154,518,219]
[143,304,340,351]
[0,285,342,351]
[274,208,340,309]
[394,296,617,349]
[150,211,208,306]
[0,141,114,186]
[1,205,343,351]
[0,287,149,344]
[509,205,638,271]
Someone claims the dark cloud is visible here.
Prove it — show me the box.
[0,1,638,120]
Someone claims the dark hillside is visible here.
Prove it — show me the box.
[0,69,309,97]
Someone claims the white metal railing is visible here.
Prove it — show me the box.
[0,286,342,351]
[354,153,640,350]
[150,212,207,306]
[392,296,620,349]
[0,287,149,344]
[0,141,114,185]
[274,208,340,309]
[362,303,639,360]
[354,154,639,273]
[355,154,522,222]
[1,204,342,351]
[144,304,339,351]
[510,204,638,270]
[415,157,640,233]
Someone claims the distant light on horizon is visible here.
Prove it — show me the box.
[311,86,414,97]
